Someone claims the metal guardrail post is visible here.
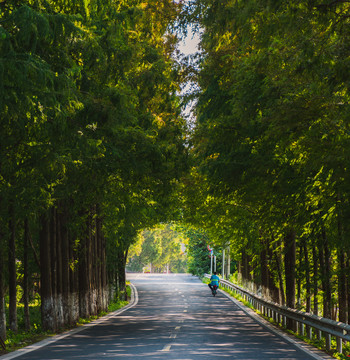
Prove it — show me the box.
[306,325,312,339]
[325,333,331,351]
[337,337,342,354]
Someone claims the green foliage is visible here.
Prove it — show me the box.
[5,303,42,334]
[127,223,187,273]
[179,1,350,341]
[0,0,187,224]
[185,227,210,276]
[192,0,350,239]
[0,0,190,344]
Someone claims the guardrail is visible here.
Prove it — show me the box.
[204,274,350,354]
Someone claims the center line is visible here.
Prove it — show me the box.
[162,345,171,351]
[175,326,181,330]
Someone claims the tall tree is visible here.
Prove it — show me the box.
[186,0,350,321]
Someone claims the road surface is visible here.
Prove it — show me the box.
[1,273,331,359]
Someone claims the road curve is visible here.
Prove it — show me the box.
[0,273,332,360]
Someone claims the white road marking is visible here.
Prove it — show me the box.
[162,345,171,351]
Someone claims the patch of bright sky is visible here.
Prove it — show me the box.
[177,26,201,128]
[178,29,201,56]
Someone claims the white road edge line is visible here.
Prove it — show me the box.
[0,283,139,360]
[218,288,333,360]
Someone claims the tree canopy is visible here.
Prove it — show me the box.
[0,0,188,338]
[1,0,350,349]
[183,0,350,324]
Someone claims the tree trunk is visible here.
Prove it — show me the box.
[337,215,347,323]
[338,248,347,323]
[23,218,30,331]
[29,231,40,269]
[347,256,350,324]
[241,250,252,286]
[312,244,319,315]
[260,245,268,297]
[69,232,79,325]
[260,242,279,302]
[318,229,332,319]
[273,246,285,305]
[296,246,302,310]
[303,242,311,313]
[95,206,104,313]
[50,208,58,329]
[79,219,90,319]
[55,207,64,329]
[324,240,333,320]
[284,229,296,330]
[0,229,6,341]
[90,210,97,316]
[60,206,71,326]
[322,229,332,319]
[40,213,55,332]
[95,221,101,314]
[116,247,127,301]
[264,244,279,303]
[87,213,94,316]
[237,260,242,283]
[284,230,296,308]
[8,205,18,333]
[226,246,231,278]
[302,240,311,336]
[100,224,108,311]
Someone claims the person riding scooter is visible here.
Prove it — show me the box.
[208,272,220,293]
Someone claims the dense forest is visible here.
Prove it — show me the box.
[185,0,350,325]
[2,0,350,349]
[0,0,187,340]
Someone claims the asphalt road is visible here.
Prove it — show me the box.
[1,273,331,360]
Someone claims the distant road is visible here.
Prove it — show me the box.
[1,273,331,359]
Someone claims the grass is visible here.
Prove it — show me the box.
[1,285,131,355]
[108,300,128,312]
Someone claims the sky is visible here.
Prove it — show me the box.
[178,29,201,56]
[171,20,202,126]
[177,27,201,124]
